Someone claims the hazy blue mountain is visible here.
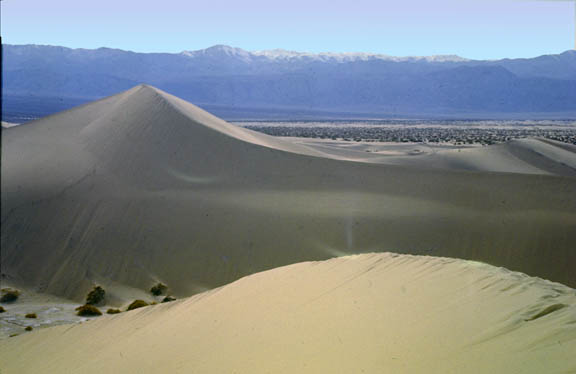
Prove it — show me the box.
[488,50,576,80]
[3,44,576,121]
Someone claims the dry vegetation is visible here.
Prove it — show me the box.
[127,300,149,311]
[150,283,168,296]
[76,304,102,316]
[85,286,106,305]
[1,288,21,303]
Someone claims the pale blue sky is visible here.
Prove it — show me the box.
[1,0,574,59]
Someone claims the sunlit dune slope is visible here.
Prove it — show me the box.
[1,253,574,374]
[293,137,576,176]
[2,85,575,302]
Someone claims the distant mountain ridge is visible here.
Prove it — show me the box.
[181,44,470,63]
[3,44,576,120]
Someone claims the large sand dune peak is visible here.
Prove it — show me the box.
[2,85,575,303]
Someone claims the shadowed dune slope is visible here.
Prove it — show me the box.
[1,254,575,374]
[1,85,575,302]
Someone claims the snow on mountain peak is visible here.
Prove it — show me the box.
[180,45,469,63]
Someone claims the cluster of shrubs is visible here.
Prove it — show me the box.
[1,289,34,334]
[1,283,179,321]
[75,285,107,316]
[72,283,176,317]
[1,281,181,338]
[1,288,20,303]
[151,282,176,303]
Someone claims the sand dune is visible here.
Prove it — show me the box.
[293,137,576,176]
[1,253,574,373]
[2,85,575,304]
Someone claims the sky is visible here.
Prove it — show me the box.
[1,0,574,60]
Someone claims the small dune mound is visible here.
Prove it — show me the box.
[126,300,149,311]
[75,305,102,317]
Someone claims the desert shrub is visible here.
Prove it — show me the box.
[9,333,19,337]
[76,304,102,316]
[25,326,33,331]
[162,296,176,303]
[0,288,20,303]
[0,306,5,313]
[150,283,168,296]
[85,286,106,305]
[106,308,121,314]
[127,300,149,311]
[25,313,37,319]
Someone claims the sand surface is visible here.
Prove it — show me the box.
[2,85,575,304]
[1,253,574,373]
[291,137,576,176]
[0,286,94,339]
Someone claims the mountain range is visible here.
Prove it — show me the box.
[3,44,576,121]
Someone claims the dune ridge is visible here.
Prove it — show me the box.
[291,137,576,176]
[1,253,574,373]
[2,85,575,302]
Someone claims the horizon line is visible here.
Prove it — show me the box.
[5,42,575,62]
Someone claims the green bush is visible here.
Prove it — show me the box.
[85,286,106,305]
[76,304,102,316]
[25,326,33,331]
[0,288,20,303]
[127,300,149,311]
[0,306,5,313]
[162,296,176,303]
[150,283,168,296]
[106,308,121,314]
[25,313,37,319]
